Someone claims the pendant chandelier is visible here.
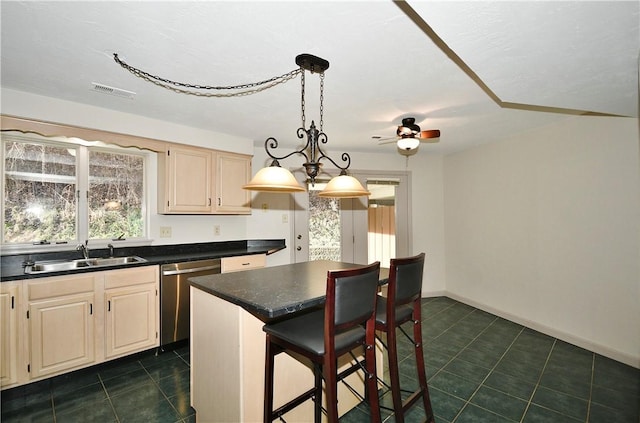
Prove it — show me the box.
[113,52,368,198]
[242,54,370,198]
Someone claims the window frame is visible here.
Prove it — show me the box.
[1,130,153,254]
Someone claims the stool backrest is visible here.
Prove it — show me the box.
[326,261,380,333]
[389,253,425,307]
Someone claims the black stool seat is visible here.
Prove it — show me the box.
[375,301,413,326]
[264,310,367,356]
[263,262,382,423]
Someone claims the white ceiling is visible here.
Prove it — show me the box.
[1,1,638,156]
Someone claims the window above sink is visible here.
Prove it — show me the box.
[1,129,152,253]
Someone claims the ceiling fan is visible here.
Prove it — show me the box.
[376,117,441,155]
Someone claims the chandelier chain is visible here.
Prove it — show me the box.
[113,53,301,96]
[319,72,325,132]
[301,70,306,129]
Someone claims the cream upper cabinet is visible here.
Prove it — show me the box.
[158,145,213,213]
[27,274,97,379]
[214,151,252,214]
[158,144,252,215]
[1,283,20,387]
[104,267,158,359]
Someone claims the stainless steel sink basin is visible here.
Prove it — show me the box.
[25,256,147,274]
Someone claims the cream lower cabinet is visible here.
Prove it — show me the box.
[2,266,159,389]
[104,267,158,359]
[220,253,266,273]
[1,283,20,387]
[27,274,96,379]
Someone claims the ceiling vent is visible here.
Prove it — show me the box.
[90,82,136,99]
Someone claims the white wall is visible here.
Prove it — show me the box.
[443,115,640,367]
[2,88,253,244]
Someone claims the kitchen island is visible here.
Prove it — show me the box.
[189,260,388,423]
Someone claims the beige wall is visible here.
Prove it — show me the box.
[443,115,640,367]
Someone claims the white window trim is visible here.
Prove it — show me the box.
[1,134,153,254]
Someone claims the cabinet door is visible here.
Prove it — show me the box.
[165,145,212,213]
[214,152,252,214]
[29,293,95,379]
[1,284,19,387]
[105,283,157,359]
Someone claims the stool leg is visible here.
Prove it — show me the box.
[323,353,339,423]
[365,322,382,423]
[412,301,435,422]
[313,363,322,423]
[386,321,405,423]
[264,334,276,423]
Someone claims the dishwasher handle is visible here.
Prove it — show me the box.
[161,265,220,276]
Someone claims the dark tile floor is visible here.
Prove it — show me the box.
[2,297,639,422]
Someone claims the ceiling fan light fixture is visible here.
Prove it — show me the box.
[243,161,305,192]
[397,137,420,150]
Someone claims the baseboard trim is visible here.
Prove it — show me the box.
[426,291,639,369]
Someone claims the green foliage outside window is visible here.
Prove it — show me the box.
[2,134,145,244]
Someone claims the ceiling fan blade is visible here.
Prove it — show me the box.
[418,129,440,139]
[377,137,399,145]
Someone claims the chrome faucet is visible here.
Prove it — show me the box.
[76,240,89,260]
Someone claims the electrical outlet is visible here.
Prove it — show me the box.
[282,213,288,223]
[261,203,268,212]
[160,226,172,238]
[214,225,221,236]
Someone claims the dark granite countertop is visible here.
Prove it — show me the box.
[1,239,285,281]
[189,260,389,322]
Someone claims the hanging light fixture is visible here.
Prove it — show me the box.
[113,52,367,197]
[243,54,370,198]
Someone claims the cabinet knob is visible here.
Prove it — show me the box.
[297,234,302,240]
[297,246,302,251]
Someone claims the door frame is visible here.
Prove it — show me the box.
[290,169,412,264]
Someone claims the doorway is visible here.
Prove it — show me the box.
[292,171,411,266]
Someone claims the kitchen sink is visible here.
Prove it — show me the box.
[25,256,147,274]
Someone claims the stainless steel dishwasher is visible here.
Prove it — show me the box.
[160,258,221,348]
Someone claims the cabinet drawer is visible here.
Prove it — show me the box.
[221,254,266,273]
[28,274,95,301]
[104,266,158,290]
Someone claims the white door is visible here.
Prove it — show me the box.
[292,170,410,266]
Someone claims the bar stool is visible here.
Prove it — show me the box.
[263,262,382,423]
[375,253,434,423]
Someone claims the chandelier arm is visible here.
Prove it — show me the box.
[113,53,302,92]
[314,133,351,171]
[264,136,310,163]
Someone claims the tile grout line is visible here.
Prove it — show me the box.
[98,372,121,423]
[518,338,557,422]
[450,322,526,422]
[139,350,187,422]
[50,389,56,423]
[585,352,595,422]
